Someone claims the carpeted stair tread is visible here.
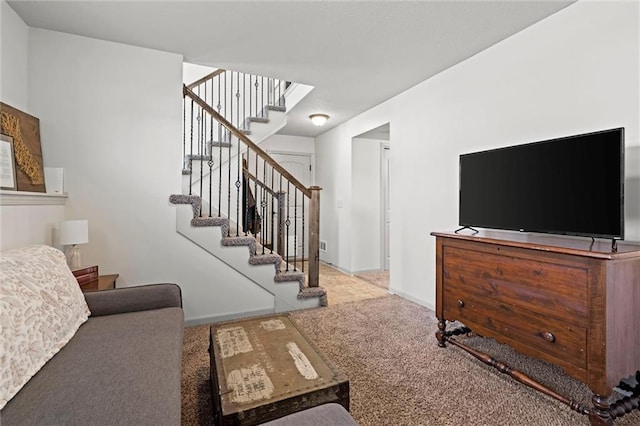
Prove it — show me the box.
[246,116,270,124]
[298,286,328,307]
[185,154,213,161]
[249,253,282,266]
[274,269,305,284]
[265,104,286,113]
[221,236,255,247]
[169,194,201,217]
[191,217,228,227]
[237,104,286,132]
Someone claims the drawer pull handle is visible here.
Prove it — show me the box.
[457,300,465,308]
[543,332,555,343]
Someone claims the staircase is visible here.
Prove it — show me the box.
[170,69,325,314]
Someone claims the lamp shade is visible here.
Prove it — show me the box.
[59,220,89,245]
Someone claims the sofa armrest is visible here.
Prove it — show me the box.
[84,283,182,317]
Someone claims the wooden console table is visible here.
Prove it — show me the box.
[432,231,640,425]
[80,274,119,292]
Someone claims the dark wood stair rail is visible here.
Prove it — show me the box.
[186,69,226,90]
[183,85,321,288]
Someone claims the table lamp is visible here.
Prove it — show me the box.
[59,220,89,269]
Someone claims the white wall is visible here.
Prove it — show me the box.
[351,138,382,272]
[315,1,640,309]
[27,28,273,322]
[0,2,62,252]
[1,0,29,111]
[263,134,314,155]
[0,202,65,250]
[316,124,350,269]
[183,62,215,85]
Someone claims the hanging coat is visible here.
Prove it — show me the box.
[242,174,262,235]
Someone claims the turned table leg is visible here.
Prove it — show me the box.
[436,319,447,347]
[589,394,613,426]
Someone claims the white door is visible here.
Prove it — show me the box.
[382,145,391,271]
[269,152,312,260]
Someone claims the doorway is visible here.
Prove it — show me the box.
[351,123,390,275]
[268,152,312,260]
[381,144,390,271]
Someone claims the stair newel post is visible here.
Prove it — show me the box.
[276,190,286,259]
[293,188,298,270]
[263,157,268,255]
[301,194,305,273]
[308,186,322,288]
[254,151,259,254]
[285,182,291,271]
[270,166,275,255]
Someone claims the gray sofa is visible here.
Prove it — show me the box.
[261,403,357,425]
[1,284,184,426]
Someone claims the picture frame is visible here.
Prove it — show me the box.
[0,102,46,192]
[1,134,17,190]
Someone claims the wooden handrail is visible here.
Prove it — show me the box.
[186,69,226,90]
[184,85,311,198]
[243,165,277,197]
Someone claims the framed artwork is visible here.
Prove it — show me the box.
[0,102,46,192]
[1,134,17,190]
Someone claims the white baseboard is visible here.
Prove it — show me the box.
[351,268,385,275]
[388,288,435,311]
[320,260,353,275]
[184,308,275,326]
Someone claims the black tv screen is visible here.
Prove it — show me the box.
[459,128,625,240]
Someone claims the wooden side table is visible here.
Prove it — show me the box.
[80,274,119,292]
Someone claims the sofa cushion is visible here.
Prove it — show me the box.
[0,245,91,409]
[1,307,184,425]
[259,403,357,425]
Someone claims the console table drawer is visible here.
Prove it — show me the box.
[443,246,588,326]
[443,287,587,370]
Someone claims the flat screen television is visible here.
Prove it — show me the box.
[458,127,625,240]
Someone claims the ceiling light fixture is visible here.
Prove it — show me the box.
[309,113,329,126]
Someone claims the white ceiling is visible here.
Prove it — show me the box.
[8,0,574,138]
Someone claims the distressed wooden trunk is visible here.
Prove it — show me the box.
[209,315,350,425]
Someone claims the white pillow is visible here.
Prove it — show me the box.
[0,245,91,409]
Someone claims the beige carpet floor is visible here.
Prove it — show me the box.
[181,295,639,425]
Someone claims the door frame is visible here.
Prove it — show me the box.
[380,143,390,271]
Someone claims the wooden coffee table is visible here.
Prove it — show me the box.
[209,315,349,425]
